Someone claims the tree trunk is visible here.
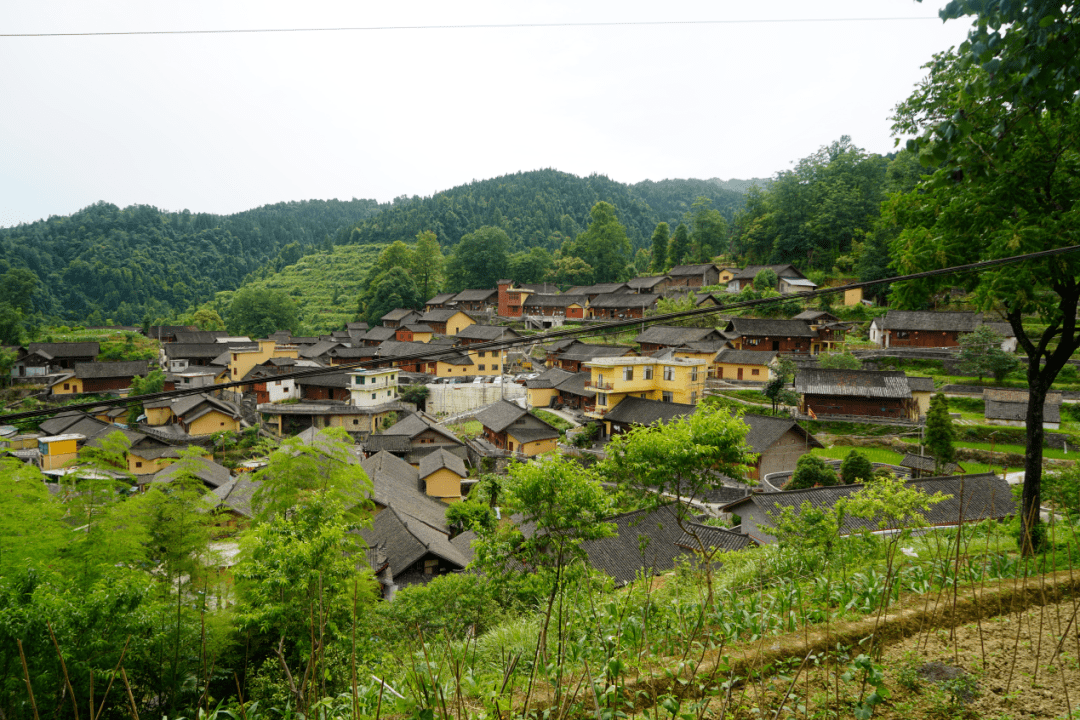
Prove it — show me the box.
[1020,368,1048,555]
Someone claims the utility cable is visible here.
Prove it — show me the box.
[0,17,941,39]
[1,243,1076,424]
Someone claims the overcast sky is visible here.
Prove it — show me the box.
[0,1,973,227]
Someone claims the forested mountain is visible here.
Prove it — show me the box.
[708,177,770,193]
[0,198,384,325]
[335,170,747,253]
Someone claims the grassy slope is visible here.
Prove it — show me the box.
[240,243,387,334]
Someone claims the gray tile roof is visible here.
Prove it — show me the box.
[589,293,660,309]
[26,342,100,358]
[604,397,696,427]
[900,453,961,475]
[523,293,589,308]
[556,342,636,362]
[450,289,497,302]
[359,506,470,578]
[983,389,1062,422]
[419,447,468,479]
[379,412,463,445]
[474,400,529,433]
[878,310,982,332]
[724,474,1015,536]
[728,264,804,281]
[71,360,150,382]
[674,524,756,553]
[724,318,818,338]
[425,293,459,306]
[298,340,342,359]
[634,326,725,346]
[526,366,575,389]
[626,275,669,290]
[381,308,420,322]
[454,325,520,341]
[173,331,229,344]
[742,414,823,453]
[907,376,936,393]
[152,456,232,489]
[164,342,249,359]
[668,263,720,277]
[363,434,414,454]
[360,451,452,532]
[551,371,595,398]
[295,371,351,388]
[795,369,913,399]
[211,475,260,518]
[713,349,778,365]
[361,326,397,342]
[564,282,630,295]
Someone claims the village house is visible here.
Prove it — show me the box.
[867,310,1015,349]
[564,282,631,301]
[474,400,560,456]
[418,448,468,503]
[587,293,660,320]
[634,325,727,354]
[525,367,596,411]
[983,389,1062,430]
[450,288,498,313]
[324,345,380,366]
[548,341,636,372]
[370,411,467,465]
[226,339,300,387]
[163,342,247,372]
[145,325,198,343]
[712,348,779,382]
[150,456,232,492]
[143,393,243,436]
[792,310,848,354]
[667,263,722,288]
[296,372,352,402]
[900,453,962,479]
[521,293,589,323]
[496,279,535,317]
[424,292,459,310]
[454,324,520,347]
[259,399,401,437]
[173,331,229,344]
[418,308,476,336]
[13,342,100,378]
[50,360,150,396]
[380,308,422,329]
[395,324,434,343]
[625,274,672,293]
[348,368,399,408]
[721,474,1014,545]
[724,264,816,294]
[584,355,708,419]
[794,368,926,422]
[723,318,818,354]
[358,326,398,346]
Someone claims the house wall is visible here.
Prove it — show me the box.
[41,449,79,471]
[445,312,475,336]
[329,413,383,434]
[778,279,814,294]
[802,394,912,420]
[82,376,137,393]
[469,350,505,375]
[188,411,240,436]
[589,361,707,417]
[912,390,932,418]
[844,287,864,306]
[302,385,351,402]
[423,468,463,502]
[508,433,557,456]
[228,341,299,383]
[587,305,649,320]
[526,386,556,408]
[715,362,772,382]
[717,269,737,284]
[731,336,812,353]
[129,455,174,474]
[732,502,779,544]
[567,304,585,319]
[53,378,83,395]
[145,406,174,425]
[756,429,815,480]
[883,330,963,348]
[412,429,461,447]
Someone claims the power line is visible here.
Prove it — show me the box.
[0,17,940,39]
[2,243,1076,424]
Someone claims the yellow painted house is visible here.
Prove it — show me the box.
[418,448,468,503]
[38,434,83,471]
[227,340,300,387]
[142,393,243,436]
[712,349,779,383]
[474,400,560,457]
[583,356,708,420]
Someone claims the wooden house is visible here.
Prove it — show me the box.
[634,326,726,354]
[712,348,778,382]
[723,318,818,354]
[587,293,660,320]
[395,324,434,343]
[868,311,982,349]
[667,264,722,288]
[418,308,476,336]
[50,360,150,396]
[474,400,560,456]
[381,308,422,329]
[548,341,636,372]
[984,389,1062,430]
[794,368,921,421]
[450,289,498,313]
[13,342,100,378]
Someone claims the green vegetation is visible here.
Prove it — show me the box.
[0,199,383,326]
[531,409,573,432]
[233,243,386,333]
[446,419,483,439]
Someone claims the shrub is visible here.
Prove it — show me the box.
[788,454,838,489]
[840,449,874,484]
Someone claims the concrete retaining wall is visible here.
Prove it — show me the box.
[427,383,526,418]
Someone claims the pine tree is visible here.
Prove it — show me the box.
[649,222,669,273]
[924,393,956,475]
[667,223,690,268]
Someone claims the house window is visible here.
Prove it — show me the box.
[356,376,364,384]
[135,461,143,468]
[597,373,604,386]
[493,364,499,371]
[623,366,634,381]
[896,331,910,339]
[663,366,674,381]
[478,364,485,371]
[353,419,359,425]
[371,393,376,400]
[63,383,69,390]
[644,366,653,380]
[751,368,760,376]
[662,391,673,403]
[479,351,486,358]
[220,422,225,426]
[691,367,698,382]
[640,393,647,399]
[597,392,607,406]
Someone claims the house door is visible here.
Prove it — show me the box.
[772,341,780,351]
[737,368,743,380]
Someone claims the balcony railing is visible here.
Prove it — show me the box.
[584,380,613,390]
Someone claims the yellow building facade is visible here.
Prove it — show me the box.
[39,434,82,471]
[583,357,708,419]
[227,340,300,386]
[423,467,464,503]
[507,433,558,456]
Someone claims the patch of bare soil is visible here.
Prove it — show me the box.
[876,597,1080,719]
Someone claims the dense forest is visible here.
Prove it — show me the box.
[333,170,747,253]
[0,198,384,326]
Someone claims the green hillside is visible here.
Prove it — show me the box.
[336,169,747,252]
[237,243,387,334]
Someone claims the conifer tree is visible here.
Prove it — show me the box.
[924,393,956,475]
